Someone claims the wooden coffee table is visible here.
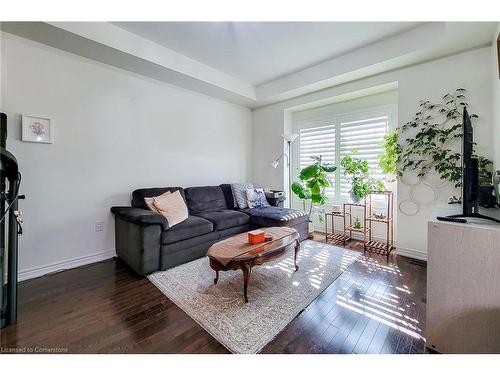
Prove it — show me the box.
[207,227,300,303]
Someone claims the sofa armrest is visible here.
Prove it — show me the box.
[111,206,166,275]
[111,206,169,230]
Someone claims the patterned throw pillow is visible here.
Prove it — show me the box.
[231,182,254,209]
[246,188,270,209]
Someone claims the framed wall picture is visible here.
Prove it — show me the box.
[22,115,53,143]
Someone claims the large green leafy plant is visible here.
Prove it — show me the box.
[291,156,336,220]
[340,155,385,201]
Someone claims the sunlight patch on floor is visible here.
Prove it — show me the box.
[336,299,425,341]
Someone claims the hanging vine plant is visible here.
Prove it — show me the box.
[378,88,493,189]
[399,88,476,188]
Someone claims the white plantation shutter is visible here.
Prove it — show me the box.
[294,105,392,203]
[339,116,389,197]
[299,125,335,196]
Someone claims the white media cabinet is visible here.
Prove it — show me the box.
[426,217,500,353]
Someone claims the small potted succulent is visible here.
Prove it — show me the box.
[353,216,363,229]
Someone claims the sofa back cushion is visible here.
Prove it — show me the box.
[184,186,227,214]
[132,187,185,209]
[219,184,237,208]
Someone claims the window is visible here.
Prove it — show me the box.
[294,105,393,203]
[338,115,389,198]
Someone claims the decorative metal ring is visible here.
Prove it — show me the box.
[422,171,450,190]
[400,171,421,187]
[398,198,420,216]
[409,181,438,206]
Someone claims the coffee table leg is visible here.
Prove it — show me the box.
[242,263,251,303]
[214,270,219,285]
[294,240,300,271]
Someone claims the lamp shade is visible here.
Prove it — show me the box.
[282,133,299,143]
[270,160,279,168]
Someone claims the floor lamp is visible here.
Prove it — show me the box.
[270,133,299,208]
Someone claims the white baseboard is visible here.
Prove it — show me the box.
[315,226,427,261]
[395,246,427,261]
[18,250,116,282]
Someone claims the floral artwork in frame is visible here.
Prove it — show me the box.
[22,115,53,143]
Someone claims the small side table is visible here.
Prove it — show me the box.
[325,210,351,246]
[267,196,285,207]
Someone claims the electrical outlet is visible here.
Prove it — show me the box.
[95,221,104,232]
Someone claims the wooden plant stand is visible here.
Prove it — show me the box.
[364,191,394,260]
[345,201,371,246]
[324,210,351,246]
[324,192,394,261]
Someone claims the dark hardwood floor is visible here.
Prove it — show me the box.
[0,235,427,354]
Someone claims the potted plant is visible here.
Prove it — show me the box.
[353,216,363,229]
[340,154,385,203]
[291,155,336,233]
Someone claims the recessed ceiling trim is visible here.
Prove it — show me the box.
[255,23,445,106]
[1,22,256,106]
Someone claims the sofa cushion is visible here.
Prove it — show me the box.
[184,186,227,214]
[161,231,220,257]
[194,209,250,230]
[161,215,213,244]
[132,187,185,209]
[240,207,309,227]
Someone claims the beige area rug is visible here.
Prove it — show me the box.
[147,240,360,354]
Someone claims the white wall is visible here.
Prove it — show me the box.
[252,47,494,260]
[493,24,500,170]
[0,33,252,279]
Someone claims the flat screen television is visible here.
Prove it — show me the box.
[438,107,500,223]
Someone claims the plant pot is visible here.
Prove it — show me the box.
[308,220,315,231]
[307,220,315,239]
[350,191,362,203]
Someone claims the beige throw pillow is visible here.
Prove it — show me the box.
[144,191,171,213]
[152,190,188,228]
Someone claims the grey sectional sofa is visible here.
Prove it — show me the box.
[110,184,309,275]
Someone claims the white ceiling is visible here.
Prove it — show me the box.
[4,22,497,107]
[112,22,422,85]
